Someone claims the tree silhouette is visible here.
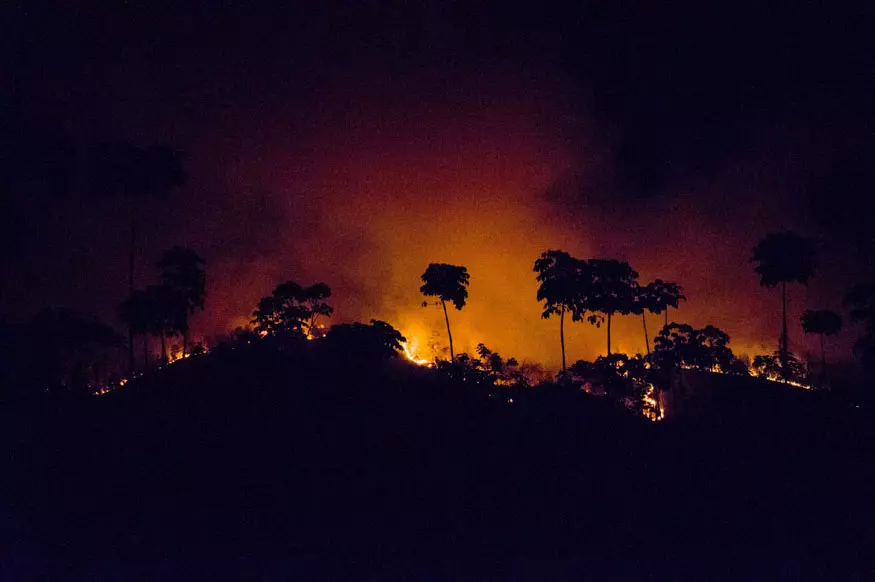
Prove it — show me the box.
[652,323,738,373]
[420,263,469,360]
[752,231,816,369]
[569,353,652,414]
[634,280,686,355]
[475,342,517,377]
[324,320,407,361]
[534,250,585,372]
[253,282,306,338]
[845,284,875,332]
[29,308,123,393]
[800,309,842,376]
[89,143,186,372]
[301,282,334,338]
[118,288,156,371]
[630,285,650,355]
[581,259,639,356]
[647,280,686,328]
[753,351,806,384]
[145,284,182,364]
[844,284,875,365]
[252,281,333,340]
[157,246,206,358]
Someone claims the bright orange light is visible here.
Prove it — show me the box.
[400,337,432,366]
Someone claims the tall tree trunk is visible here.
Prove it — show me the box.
[182,326,188,359]
[160,334,167,364]
[128,327,135,375]
[143,335,148,371]
[664,309,668,329]
[560,304,566,373]
[127,198,137,374]
[441,299,454,360]
[781,280,788,369]
[820,333,826,379]
[607,312,612,356]
[642,313,651,355]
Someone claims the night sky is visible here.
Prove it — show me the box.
[4,1,874,367]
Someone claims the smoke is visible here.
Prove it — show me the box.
[6,3,869,372]
[165,64,835,369]
[6,61,849,370]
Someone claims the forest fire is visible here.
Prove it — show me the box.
[748,368,814,391]
[6,4,875,577]
[401,339,432,367]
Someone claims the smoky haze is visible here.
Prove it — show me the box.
[105,67,835,368]
[7,3,869,369]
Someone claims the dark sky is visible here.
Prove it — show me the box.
[3,1,874,366]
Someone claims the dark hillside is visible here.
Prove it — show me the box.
[3,343,874,580]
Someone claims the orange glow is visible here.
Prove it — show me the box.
[400,336,432,367]
[747,366,813,390]
[182,67,836,371]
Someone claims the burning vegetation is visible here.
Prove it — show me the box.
[43,228,873,421]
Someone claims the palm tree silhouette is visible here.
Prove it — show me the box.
[632,284,653,355]
[420,263,469,360]
[534,250,584,372]
[844,284,875,363]
[157,246,206,358]
[635,280,686,355]
[582,259,639,356]
[800,309,842,377]
[752,231,816,369]
[649,280,686,329]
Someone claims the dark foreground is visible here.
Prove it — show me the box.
[3,345,875,581]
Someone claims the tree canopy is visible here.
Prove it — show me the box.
[580,258,639,355]
[751,231,816,287]
[323,320,407,360]
[157,246,206,355]
[652,323,739,373]
[642,279,685,317]
[420,263,469,360]
[580,259,640,325]
[420,263,470,310]
[752,231,816,366]
[252,281,333,339]
[801,309,842,337]
[534,250,585,321]
[534,250,586,370]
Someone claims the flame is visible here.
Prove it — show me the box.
[681,363,814,390]
[642,384,663,421]
[748,367,813,390]
[401,337,432,366]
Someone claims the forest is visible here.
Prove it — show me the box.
[2,143,875,580]
[5,1,875,574]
